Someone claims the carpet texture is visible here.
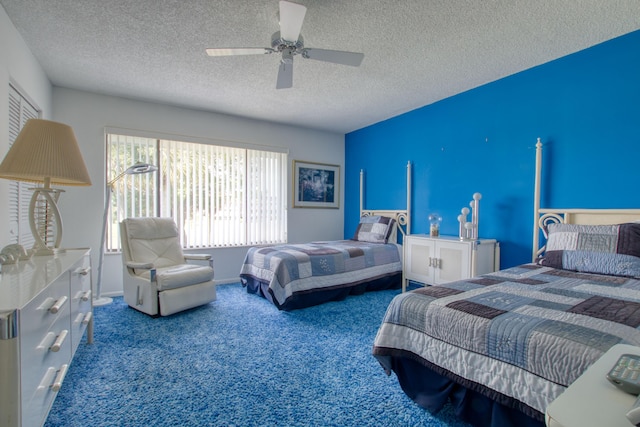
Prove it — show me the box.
[44,283,470,427]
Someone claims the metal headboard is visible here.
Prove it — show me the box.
[532,139,640,260]
[359,161,411,242]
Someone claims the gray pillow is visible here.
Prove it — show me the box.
[353,215,395,244]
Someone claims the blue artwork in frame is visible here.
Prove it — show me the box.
[293,160,339,208]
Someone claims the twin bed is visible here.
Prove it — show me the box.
[372,140,640,426]
[239,162,411,311]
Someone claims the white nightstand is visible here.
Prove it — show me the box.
[403,234,499,291]
[546,344,640,427]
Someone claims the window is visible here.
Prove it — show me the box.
[106,132,288,251]
[7,83,40,247]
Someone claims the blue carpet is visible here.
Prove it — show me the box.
[45,283,470,427]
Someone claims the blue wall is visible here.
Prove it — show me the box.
[345,30,640,268]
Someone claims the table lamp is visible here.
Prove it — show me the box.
[0,119,91,255]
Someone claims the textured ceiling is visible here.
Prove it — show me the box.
[2,0,640,134]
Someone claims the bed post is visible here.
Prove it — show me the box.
[532,138,542,262]
[407,161,411,235]
[360,169,364,215]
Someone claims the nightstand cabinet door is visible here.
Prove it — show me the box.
[406,238,433,284]
[434,240,471,283]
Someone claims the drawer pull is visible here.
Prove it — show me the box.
[51,364,69,392]
[49,296,68,314]
[39,297,56,311]
[74,290,92,301]
[74,267,91,276]
[74,312,84,324]
[50,329,68,352]
[37,367,57,393]
[82,311,93,325]
[38,331,56,351]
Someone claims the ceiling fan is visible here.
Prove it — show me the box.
[205,1,364,89]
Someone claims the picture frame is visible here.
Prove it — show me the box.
[293,160,339,209]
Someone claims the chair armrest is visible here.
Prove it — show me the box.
[125,262,157,282]
[184,254,213,268]
[126,261,154,269]
[184,254,211,261]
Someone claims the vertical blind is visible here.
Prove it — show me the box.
[7,84,39,248]
[106,133,287,251]
[246,149,287,245]
[106,134,158,251]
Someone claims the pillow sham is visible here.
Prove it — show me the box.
[544,222,640,258]
[537,250,640,278]
[538,222,640,277]
[353,215,395,244]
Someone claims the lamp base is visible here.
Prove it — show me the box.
[92,296,113,306]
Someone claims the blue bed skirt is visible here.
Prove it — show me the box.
[387,353,544,427]
[241,272,402,311]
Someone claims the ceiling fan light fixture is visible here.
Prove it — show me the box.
[271,32,304,53]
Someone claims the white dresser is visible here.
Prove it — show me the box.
[0,249,93,427]
[403,234,499,291]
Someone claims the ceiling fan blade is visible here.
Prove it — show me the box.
[276,61,293,89]
[279,1,306,42]
[206,48,274,57]
[302,48,364,67]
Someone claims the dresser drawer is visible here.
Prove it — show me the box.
[19,274,71,425]
[19,271,70,336]
[20,305,71,394]
[22,326,71,427]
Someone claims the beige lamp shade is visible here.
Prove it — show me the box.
[0,118,91,186]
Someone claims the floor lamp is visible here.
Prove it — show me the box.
[94,162,157,306]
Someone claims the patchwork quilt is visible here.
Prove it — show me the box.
[240,240,402,306]
[373,263,640,419]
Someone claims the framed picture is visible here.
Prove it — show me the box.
[293,160,340,208]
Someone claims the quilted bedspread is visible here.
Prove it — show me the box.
[239,240,402,307]
[373,263,640,418]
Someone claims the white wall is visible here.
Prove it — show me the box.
[0,5,52,244]
[52,87,345,295]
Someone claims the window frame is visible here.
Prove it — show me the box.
[105,128,288,252]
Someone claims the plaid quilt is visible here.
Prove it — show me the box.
[240,240,402,306]
[373,263,640,419]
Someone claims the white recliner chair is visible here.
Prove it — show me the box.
[120,217,216,316]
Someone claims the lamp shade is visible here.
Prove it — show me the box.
[0,118,91,186]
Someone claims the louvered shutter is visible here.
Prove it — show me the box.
[7,84,39,247]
